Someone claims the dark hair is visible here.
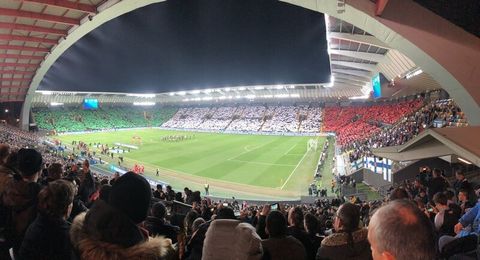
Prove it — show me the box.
[266,210,287,238]
[336,203,360,250]
[455,170,465,177]
[216,207,235,220]
[370,200,435,260]
[156,184,162,190]
[304,213,318,234]
[433,192,447,206]
[151,202,167,219]
[184,210,200,235]
[47,163,63,180]
[432,168,442,176]
[99,184,112,201]
[17,148,43,177]
[444,190,455,201]
[290,206,304,228]
[388,188,409,201]
[38,180,75,218]
[458,189,469,198]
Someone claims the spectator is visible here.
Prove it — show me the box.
[453,170,476,203]
[427,168,448,201]
[185,207,236,260]
[144,202,180,244]
[288,206,315,260]
[19,180,76,260]
[41,162,63,185]
[316,203,371,260]
[388,188,410,201]
[70,172,174,259]
[0,149,16,194]
[304,213,322,255]
[262,210,307,260]
[432,192,458,237]
[368,200,436,260]
[77,160,95,204]
[458,189,475,215]
[202,219,263,260]
[0,148,43,257]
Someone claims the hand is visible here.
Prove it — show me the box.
[454,222,464,234]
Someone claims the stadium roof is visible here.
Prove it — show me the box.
[0,0,478,128]
[0,0,451,103]
[372,127,480,167]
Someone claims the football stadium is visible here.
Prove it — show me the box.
[0,0,479,259]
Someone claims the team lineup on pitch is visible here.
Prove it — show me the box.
[55,129,331,199]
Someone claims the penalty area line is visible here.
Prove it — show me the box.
[280,149,309,190]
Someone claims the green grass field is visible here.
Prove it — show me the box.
[56,129,329,199]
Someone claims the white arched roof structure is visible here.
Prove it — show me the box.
[19,0,480,129]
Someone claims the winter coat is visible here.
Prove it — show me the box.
[262,235,307,260]
[70,201,175,260]
[316,228,372,260]
[19,214,73,260]
[144,216,180,244]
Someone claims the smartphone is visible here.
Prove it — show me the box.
[222,203,229,207]
[234,210,241,217]
[271,203,279,210]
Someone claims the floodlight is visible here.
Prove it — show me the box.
[133,102,155,106]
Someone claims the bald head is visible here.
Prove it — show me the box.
[368,200,435,260]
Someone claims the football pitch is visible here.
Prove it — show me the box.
[56,129,329,199]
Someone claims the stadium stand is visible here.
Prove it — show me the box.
[345,99,467,163]
[163,104,324,133]
[33,107,177,132]
[0,126,479,259]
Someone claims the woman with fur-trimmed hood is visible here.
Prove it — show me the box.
[70,172,175,260]
[316,203,372,260]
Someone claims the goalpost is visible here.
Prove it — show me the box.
[307,138,318,152]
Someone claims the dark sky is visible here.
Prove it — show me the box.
[39,0,331,93]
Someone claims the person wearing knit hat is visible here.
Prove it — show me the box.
[17,148,43,179]
[70,172,175,259]
[108,171,152,223]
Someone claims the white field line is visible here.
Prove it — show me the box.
[227,140,274,161]
[284,143,298,155]
[228,159,296,167]
[280,144,313,190]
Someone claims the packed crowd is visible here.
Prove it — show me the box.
[162,104,323,133]
[33,107,177,132]
[323,100,423,146]
[346,99,467,162]
[1,122,480,259]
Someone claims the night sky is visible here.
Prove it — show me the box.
[39,0,331,93]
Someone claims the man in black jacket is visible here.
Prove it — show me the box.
[144,202,179,243]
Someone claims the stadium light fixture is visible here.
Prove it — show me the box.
[39,91,53,95]
[202,96,213,101]
[254,86,264,90]
[405,69,423,79]
[50,102,64,106]
[245,94,256,99]
[177,91,186,96]
[458,157,472,165]
[169,92,175,96]
[274,94,289,98]
[190,90,201,94]
[127,94,155,98]
[4,109,8,113]
[133,102,155,106]
[238,87,246,91]
[275,85,283,90]
[224,87,231,92]
[218,96,227,100]
[290,94,300,98]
